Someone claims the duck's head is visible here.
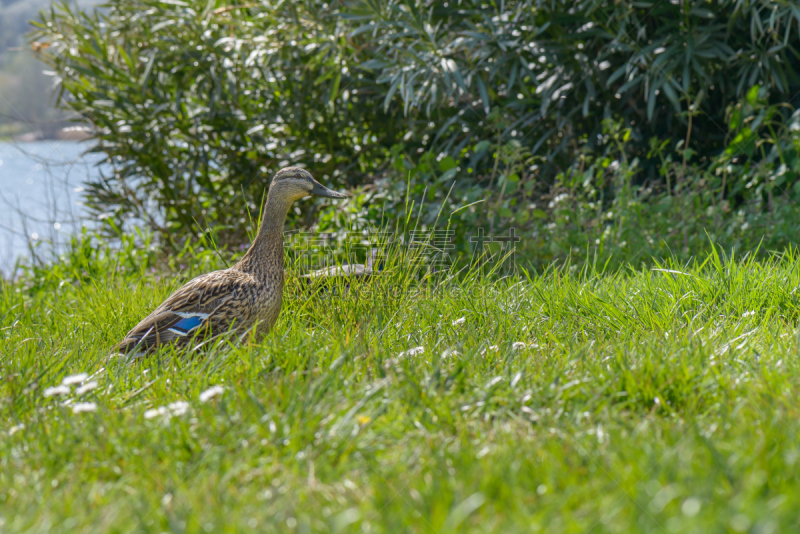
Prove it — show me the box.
[270,166,347,202]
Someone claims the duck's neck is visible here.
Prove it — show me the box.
[234,190,291,278]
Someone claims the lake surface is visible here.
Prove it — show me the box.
[0,141,107,275]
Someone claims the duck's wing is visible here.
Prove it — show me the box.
[116,270,256,354]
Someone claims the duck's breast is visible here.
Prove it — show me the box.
[251,271,284,335]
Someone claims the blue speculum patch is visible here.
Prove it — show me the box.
[172,315,203,334]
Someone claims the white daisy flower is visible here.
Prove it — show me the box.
[399,346,425,358]
[145,401,191,420]
[72,402,97,414]
[442,348,461,358]
[62,373,88,386]
[167,401,190,416]
[76,382,98,395]
[43,385,71,397]
[199,385,225,403]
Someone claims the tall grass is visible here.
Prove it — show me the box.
[2,234,800,532]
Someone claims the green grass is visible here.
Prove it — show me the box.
[3,243,800,533]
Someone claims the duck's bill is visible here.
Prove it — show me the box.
[310,182,348,199]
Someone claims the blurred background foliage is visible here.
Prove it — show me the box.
[29,0,800,269]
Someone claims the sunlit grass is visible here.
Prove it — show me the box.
[2,244,800,532]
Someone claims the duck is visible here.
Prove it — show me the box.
[115,167,347,355]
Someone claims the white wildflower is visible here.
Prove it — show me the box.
[598,60,611,71]
[399,346,425,358]
[62,373,88,386]
[168,401,190,416]
[72,402,97,414]
[512,342,527,351]
[145,401,191,420]
[452,317,466,326]
[199,385,225,403]
[741,310,755,318]
[442,348,462,358]
[144,407,166,419]
[76,381,98,395]
[8,424,24,435]
[481,345,499,355]
[43,385,71,397]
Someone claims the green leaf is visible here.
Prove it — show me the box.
[476,76,490,114]
[329,71,342,108]
[746,85,760,106]
[647,82,658,120]
[151,20,176,33]
[606,64,627,86]
[532,209,548,219]
[662,82,681,112]
[474,140,491,154]
[689,7,715,18]
[384,75,402,112]
[438,168,458,182]
[729,107,741,132]
[726,127,756,157]
[139,49,157,93]
[439,156,457,172]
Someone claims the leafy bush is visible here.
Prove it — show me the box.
[31,0,800,267]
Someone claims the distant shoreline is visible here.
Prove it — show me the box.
[10,126,92,143]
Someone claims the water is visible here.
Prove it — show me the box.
[0,140,107,274]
